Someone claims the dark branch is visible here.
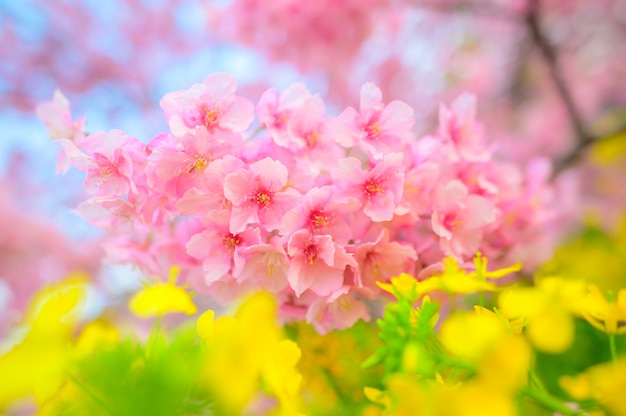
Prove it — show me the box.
[525,0,597,176]
[414,1,522,22]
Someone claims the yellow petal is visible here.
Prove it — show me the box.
[364,386,389,407]
[262,339,303,409]
[129,283,197,317]
[376,273,420,301]
[74,321,119,359]
[440,312,504,363]
[527,305,574,353]
[499,288,543,319]
[560,374,592,400]
[196,309,215,340]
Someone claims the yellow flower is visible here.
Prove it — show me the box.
[473,306,525,335]
[540,217,626,292]
[472,252,522,280]
[423,255,520,296]
[0,276,88,407]
[500,277,586,353]
[377,254,520,301]
[198,292,303,415]
[580,284,626,334]
[129,266,197,317]
[73,320,120,359]
[560,358,626,416]
[376,273,420,301]
[196,309,215,340]
[262,339,303,413]
[440,312,506,363]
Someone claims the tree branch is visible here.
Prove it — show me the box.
[525,0,597,176]
[414,1,522,22]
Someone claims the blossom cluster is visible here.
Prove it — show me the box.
[40,73,558,332]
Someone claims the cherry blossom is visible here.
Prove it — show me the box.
[333,83,415,160]
[39,75,566,332]
[286,229,357,297]
[160,73,255,137]
[332,153,406,222]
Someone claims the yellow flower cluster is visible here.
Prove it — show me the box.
[197,292,303,415]
[367,252,626,416]
[0,270,304,416]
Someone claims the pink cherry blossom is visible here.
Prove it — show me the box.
[354,229,417,296]
[280,186,356,244]
[176,155,246,223]
[431,180,498,258]
[59,130,143,197]
[160,72,254,137]
[186,212,262,284]
[76,197,137,230]
[232,237,290,293]
[438,94,492,163]
[286,95,345,170]
[41,72,573,334]
[223,157,300,233]
[395,161,440,219]
[332,152,405,222]
[256,84,312,146]
[36,90,86,143]
[305,287,370,334]
[146,128,242,197]
[286,229,356,297]
[333,83,414,159]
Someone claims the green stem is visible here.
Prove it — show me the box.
[609,333,618,363]
[147,316,163,364]
[521,387,583,416]
[527,369,546,393]
[478,291,484,308]
[607,291,618,363]
[66,371,113,414]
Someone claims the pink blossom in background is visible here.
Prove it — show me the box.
[0,156,101,336]
[36,90,86,143]
[438,94,491,163]
[257,84,313,147]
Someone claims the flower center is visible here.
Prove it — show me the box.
[198,103,222,130]
[364,120,381,140]
[304,130,319,148]
[303,242,319,265]
[222,233,242,254]
[309,209,331,232]
[363,178,383,199]
[252,189,273,208]
[187,156,210,175]
[443,212,463,229]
